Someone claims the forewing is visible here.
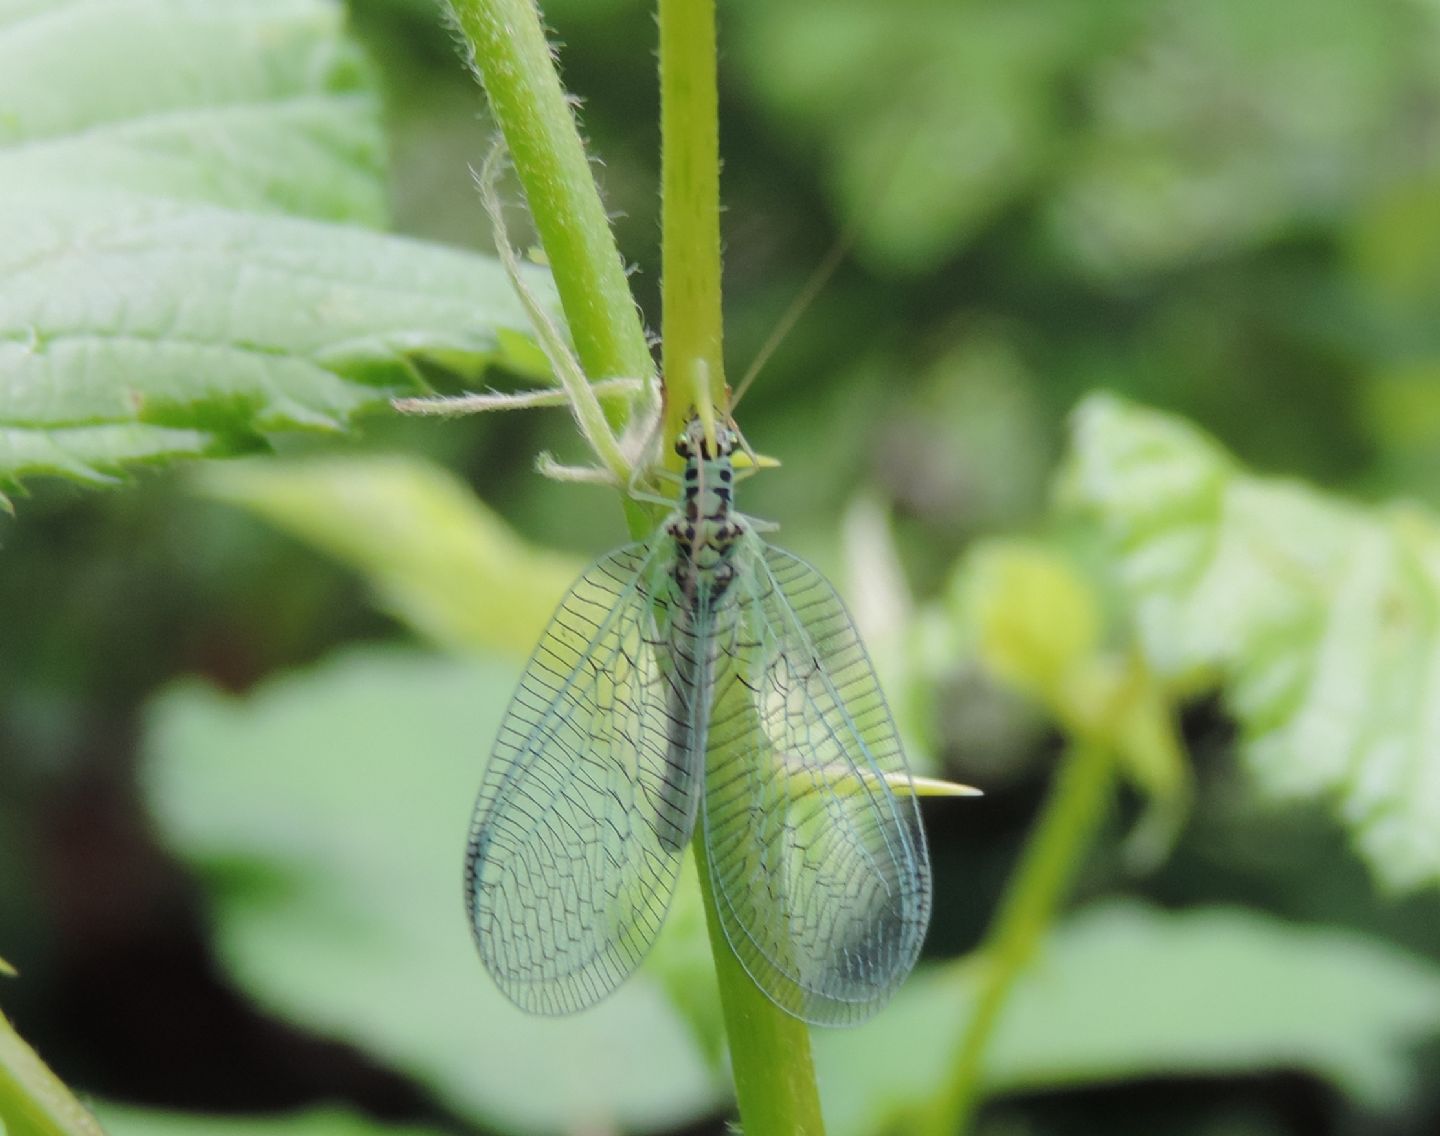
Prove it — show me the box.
[465,542,701,1014]
[703,539,931,1026]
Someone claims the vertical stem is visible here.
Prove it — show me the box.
[658,0,825,1131]
[921,740,1118,1136]
[659,0,727,459]
[692,840,827,1135]
[449,0,824,1125]
[446,0,654,429]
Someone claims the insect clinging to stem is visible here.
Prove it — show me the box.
[399,142,975,1026]
[463,405,939,1025]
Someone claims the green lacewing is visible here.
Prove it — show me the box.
[464,416,929,1025]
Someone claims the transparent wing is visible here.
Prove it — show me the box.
[465,542,702,1014]
[703,539,931,1026]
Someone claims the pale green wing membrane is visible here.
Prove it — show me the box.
[464,541,703,1014]
[702,539,931,1026]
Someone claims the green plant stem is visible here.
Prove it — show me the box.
[921,739,1118,1136]
[692,841,826,1134]
[449,0,823,1124]
[0,1010,106,1136]
[657,0,825,1131]
[446,0,654,425]
[659,0,727,456]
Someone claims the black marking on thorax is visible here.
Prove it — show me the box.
[667,420,743,607]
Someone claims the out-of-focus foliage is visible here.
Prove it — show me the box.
[952,538,1189,865]
[5,0,1440,1132]
[96,1104,447,1136]
[198,457,579,655]
[0,0,549,493]
[815,901,1440,1136]
[142,648,724,1136]
[133,585,1440,1135]
[734,0,1440,280]
[735,0,1103,273]
[1063,395,1440,892]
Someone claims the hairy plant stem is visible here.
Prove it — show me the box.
[449,0,826,1129]
[659,0,727,457]
[445,0,654,432]
[921,739,1118,1135]
[693,833,827,1135]
[446,0,655,532]
[658,0,825,1132]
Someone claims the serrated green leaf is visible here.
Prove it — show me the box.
[815,902,1440,1136]
[95,1104,446,1136]
[0,0,559,499]
[198,456,579,655]
[0,0,385,222]
[140,649,722,1136]
[0,188,547,486]
[1063,394,1440,891]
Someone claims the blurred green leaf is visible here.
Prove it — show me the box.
[0,1009,104,1136]
[1346,174,1440,316]
[735,0,1102,273]
[879,335,1056,535]
[1051,0,1433,279]
[958,540,1102,707]
[141,648,722,1136]
[954,538,1190,861]
[1063,395,1440,891]
[0,0,553,495]
[1359,361,1440,510]
[95,1105,445,1136]
[1346,175,1440,501]
[0,0,385,222]
[736,0,1439,279]
[815,901,1440,1136]
[199,456,580,655]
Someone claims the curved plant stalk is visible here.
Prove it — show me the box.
[444,0,655,420]
[927,542,1191,1132]
[444,0,660,535]
[919,739,1119,1135]
[0,1007,106,1136]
